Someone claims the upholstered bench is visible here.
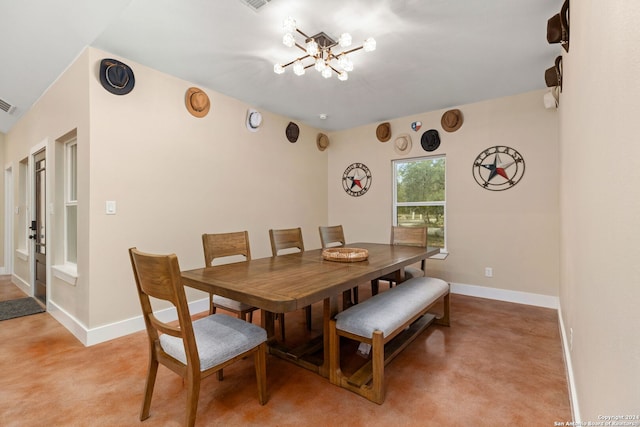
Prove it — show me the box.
[329,276,450,404]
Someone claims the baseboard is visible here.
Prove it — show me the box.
[557,305,581,423]
[450,282,559,309]
[48,297,210,346]
[11,273,31,296]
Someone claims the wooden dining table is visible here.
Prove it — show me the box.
[181,242,440,377]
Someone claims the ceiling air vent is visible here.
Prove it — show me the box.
[0,98,16,115]
[239,0,272,12]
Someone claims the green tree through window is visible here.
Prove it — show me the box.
[394,156,446,250]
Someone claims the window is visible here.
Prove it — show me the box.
[65,139,77,264]
[393,155,446,253]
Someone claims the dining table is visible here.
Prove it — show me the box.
[181,242,440,378]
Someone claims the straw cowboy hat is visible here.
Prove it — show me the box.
[317,133,330,151]
[441,109,463,132]
[376,122,391,142]
[99,58,135,95]
[185,87,210,118]
[246,109,262,132]
[394,134,412,155]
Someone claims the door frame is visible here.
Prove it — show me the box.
[29,140,49,306]
[3,164,13,276]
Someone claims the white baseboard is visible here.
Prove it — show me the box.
[557,305,581,423]
[11,273,31,296]
[45,282,558,346]
[450,282,559,309]
[48,297,210,346]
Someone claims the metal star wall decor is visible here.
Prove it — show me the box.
[472,146,525,191]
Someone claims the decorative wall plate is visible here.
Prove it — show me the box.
[342,162,372,197]
[472,146,525,191]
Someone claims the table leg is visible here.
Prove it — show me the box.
[319,295,340,377]
[261,310,276,341]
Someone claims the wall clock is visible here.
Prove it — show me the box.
[342,163,372,197]
[472,146,525,191]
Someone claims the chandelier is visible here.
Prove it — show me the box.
[273,17,376,81]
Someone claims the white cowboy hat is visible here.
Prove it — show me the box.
[394,133,412,155]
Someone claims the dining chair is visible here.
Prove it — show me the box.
[129,247,268,427]
[202,231,258,322]
[318,225,359,306]
[371,225,428,295]
[268,227,312,338]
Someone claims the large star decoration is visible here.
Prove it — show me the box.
[481,153,516,182]
[348,171,366,190]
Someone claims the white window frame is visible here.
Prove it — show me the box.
[392,155,448,258]
[64,139,77,266]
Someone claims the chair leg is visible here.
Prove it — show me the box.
[305,306,312,330]
[371,279,379,296]
[248,310,254,323]
[140,356,159,421]
[185,371,201,427]
[352,286,359,304]
[277,313,285,341]
[254,342,268,405]
[209,293,215,315]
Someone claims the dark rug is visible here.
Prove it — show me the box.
[0,297,45,321]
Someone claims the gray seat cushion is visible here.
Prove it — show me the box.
[160,313,267,371]
[213,295,255,312]
[335,277,448,339]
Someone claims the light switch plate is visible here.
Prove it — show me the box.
[106,201,116,215]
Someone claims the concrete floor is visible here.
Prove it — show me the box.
[0,276,570,426]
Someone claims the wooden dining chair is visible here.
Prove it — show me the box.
[318,225,359,306]
[202,231,258,322]
[371,226,428,295]
[268,227,312,338]
[129,247,268,427]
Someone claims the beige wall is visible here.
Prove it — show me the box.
[559,0,640,420]
[328,90,560,297]
[4,47,328,329]
[85,48,329,327]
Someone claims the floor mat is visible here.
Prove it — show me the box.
[0,297,45,321]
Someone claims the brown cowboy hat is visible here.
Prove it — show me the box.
[376,122,391,142]
[185,87,210,118]
[441,109,463,132]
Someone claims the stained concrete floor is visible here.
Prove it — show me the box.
[0,277,570,426]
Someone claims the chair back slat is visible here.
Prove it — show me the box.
[202,231,251,266]
[391,226,427,248]
[269,227,304,256]
[129,248,199,365]
[319,225,345,248]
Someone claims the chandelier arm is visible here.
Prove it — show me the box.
[296,28,310,39]
[282,54,311,68]
[341,46,364,55]
[329,64,341,74]
[294,42,308,54]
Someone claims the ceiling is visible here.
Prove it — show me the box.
[0,0,562,134]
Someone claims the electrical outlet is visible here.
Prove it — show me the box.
[484,267,493,277]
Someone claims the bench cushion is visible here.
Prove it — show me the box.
[335,277,448,339]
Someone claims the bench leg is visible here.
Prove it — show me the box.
[370,330,385,404]
[434,291,451,327]
[329,319,342,385]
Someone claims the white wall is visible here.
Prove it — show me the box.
[559,0,640,421]
[328,90,560,300]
